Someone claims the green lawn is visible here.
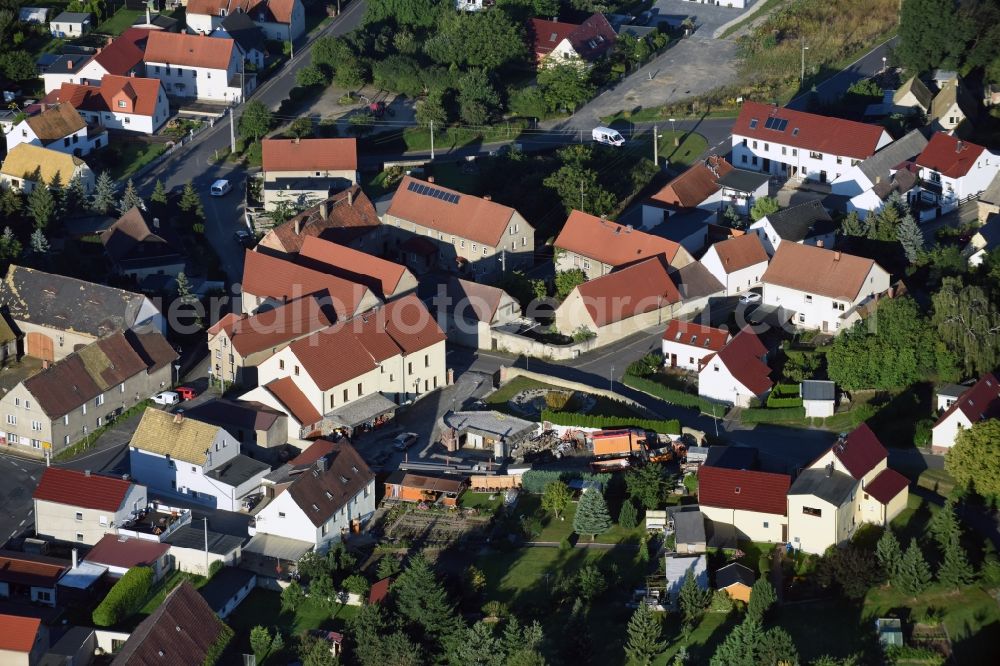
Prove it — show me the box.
[427,161,483,195]
[485,376,645,420]
[110,142,167,180]
[459,491,504,515]
[511,494,645,545]
[96,9,143,36]
[656,612,736,664]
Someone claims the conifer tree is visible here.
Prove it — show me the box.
[92,171,117,214]
[624,602,665,665]
[573,487,612,541]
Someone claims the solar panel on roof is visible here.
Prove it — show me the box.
[776,119,788,131]
[407,181,419,192]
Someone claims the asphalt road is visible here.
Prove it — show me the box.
[787,37,899,110]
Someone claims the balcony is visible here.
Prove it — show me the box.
[115,502,191,542]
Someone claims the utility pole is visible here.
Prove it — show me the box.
[429,121,435,160]
[652,124,658,165]
[230,106,236,153]
[580,179,584,210]
[800,40,809,85]
[203,517,209,575]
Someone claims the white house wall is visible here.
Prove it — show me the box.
[762,264,889,332]
[698,357,760,407]
[700,505,786,542]
[732,131,892,183]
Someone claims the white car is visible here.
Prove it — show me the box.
[152,391,180,406]
[739,292,762,305]
[592,126,625,147]
[210,179,231,196]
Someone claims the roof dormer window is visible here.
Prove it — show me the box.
[734,487,741,494]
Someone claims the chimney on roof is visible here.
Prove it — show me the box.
[67,60,73,70]
[956,140,965,153]
[833,251,841,261]
[146,6,150,24]
[152,217,160,229]
[427,176,435,184]
[347,189,353,206]
[72,548,78,570]
[825,462,833,478]
[483,194,491,201]
[294,136,300,144]
[316,455,328,473]
[294,218,302,234]
[173,412,183,424]
[816,239,824,248]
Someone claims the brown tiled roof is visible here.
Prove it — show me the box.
[0,550,68,587]
[241,249,376,320]
[125,329,179,372]
[381,294,446,354]
[112,581,229,666]
[933,373,1000,427]
[710,328,772,395]
[57,75,163,118]
[210,296,331,357]
[185,398,283,432]
[298,236,409,300]
[100,207,178,263]
[143,31,234,70]
[915,132,986,179]
[287,324,379,391]
[865,468,910,505]
[188,0,295,24]
[258,187,380,255]
[575,256,680,327]
[264,377,321,426]
[829,424,887,480]
[447,277,506,322]
[554,209,682,267]
[93,28,149,76]
[698,465,790,515]
[34,467,133,511]
[23,331,155,418]
[387,176,518,247]
[705,234,769,274]
[0,614,42,654]
[262,138,357,172]
[650,156,734,208]
[734,101,888,160]
[84,534,170,570]
[287,442,374,527]
[761,243,879,301]
[662,319,730,352]
[26,103,85,142]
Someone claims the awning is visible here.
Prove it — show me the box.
[326,392,397,429]
[243,533,313,561]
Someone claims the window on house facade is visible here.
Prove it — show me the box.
[6,415,14,425]
[804,294,813,303]
[279,359,284,370]
[31,420,41,431]
[63,415,69,426]
[343,388,348,402]
[408,362,413,374]
[294,365,299,376]
[809,151,822,159]
[75,512,83,521]
[14,398,19,407]
[76,533,84,541]
[802,506,822,517]
[357,383,362,397]
[96,394,104,406]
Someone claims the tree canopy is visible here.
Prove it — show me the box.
[573,487,612,540]
[931,277,1000,376]
[946,419,1000,499]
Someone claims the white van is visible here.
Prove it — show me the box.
[592,126,625,146]
[152,391,180,406]
[210,179,232,196]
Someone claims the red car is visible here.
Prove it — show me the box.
[176,386,197,401]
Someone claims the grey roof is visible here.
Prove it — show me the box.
[184,398,283,434]
[40,626,96,666]
[205,454,270,488]
[136,14,179,30]
[326,392,398,428]
[788,468,856,506]
[858,130,929,185]
[162,525,245,554]
[242,533,312,560]
[762,200,835,241]
[44,53,93,75]
[981,171,1000,206]
[936,383,967,399]
[219,13,266,54]
[893,76,933,110]
[665,555,708,592]
[976,214,1000,250]
[443,410,536,441]
[716,169,770,193]
[674,261,724,300]
[800,380,835,402]
[53,11,92,22]
[651,208,712,245]
[715,562,755,589]
[673,510,706,545]
[0,265,149,337]
[198,567,256,614]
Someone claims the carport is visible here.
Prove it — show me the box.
[326,392,398,438]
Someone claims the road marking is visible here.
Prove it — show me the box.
[18,520,24,527]
[29,475,34,481]
[9,531,15,538]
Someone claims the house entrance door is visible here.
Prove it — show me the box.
[763,158,771,172]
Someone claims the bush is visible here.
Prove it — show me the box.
[92,566,154,626]
[342,574,370,596]
[766,395,804,409]
[540,409,680,434]
[709,589,734,613]
[625,352,663,378]
[544,390,573,411]
[521,470,611,494]
[208,560,224,578]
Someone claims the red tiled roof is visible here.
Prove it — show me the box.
[915,132,987,179]
[662,319,730,352]
[530,18,576,57]
[187,0,296,24]
[288,439,336,467]
[0,551,68,587]
[210,296,332,357]
[381,294,446,354]
[84,534,169,570]
[0,614,41,653]
[33,467,133,511]
[934,373,1000,427]
[712,328,772,395]
[762,243,879,301]
[387,176,518,247]
[264,377,322,426]
[554,209,682,267]
[831,424,887,480]
[706,234,769,274]
[865,468,910,505]
[368,576,392,604]
[262,138,357,172]
[56,75,163,118]
[734,101,888,160]
[287,324,382,391]
[259,187,380,255]
[575,256,681,327]
[650,156,734,208]
[143,31,234,70]
[698,465,790,515]
[530,13,616,61]
[93,28,149,76]
[298,236,408,300]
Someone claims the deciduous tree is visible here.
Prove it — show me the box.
[537,63,595,113]
[239,100,273,142]
[541,480,572,519]
[749,196,779,222]
[457,69,500,125]
[931,278,1000,376]
[946,419,1000,499]
[625,463,665,510]
[897,0,969,72]
[554,269,586,300]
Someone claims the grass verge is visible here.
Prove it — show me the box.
[111,143,168,180]
[96,9,143,36]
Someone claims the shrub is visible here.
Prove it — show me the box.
[766,395,804,409]
[540,409,680,434]
[544,390,573,411]
[521,470,611,494]
[208,560,224,578]
[92,566,154,626]
[708,589,734,613]
[342,574,370,596]
[622,375,719,412]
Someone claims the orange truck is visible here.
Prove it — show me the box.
[591,429,645,457]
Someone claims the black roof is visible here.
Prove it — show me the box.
[761,200,836,242]
[219,12,266,54]
[715,562,756,589]
[800,380,835,401]
[716,169,770,193]
[205,454,271,487]
[788,468,857,506]
[706,445,759,471]
[198,567,256,614]
[43,53,92,75]
[162,525,246,554]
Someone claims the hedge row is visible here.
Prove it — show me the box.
[92,566,154,627]
[741,407,806,423]
[541,409,681,434]
[773,383,801,397]
[521,470,612,494]
[766,395,804,409]
[622,375,721,413]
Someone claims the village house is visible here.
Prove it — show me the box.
[698,234,769,296]
[554,209,693,280]
[698,448,791,543]
[128,408,269,510]
[801,380,836,418]
[33,467,148,545]
[830,129,928,220]
[240,249,380,320]
[183,398,289,460]
[0,614,48,665]
[911,133,999,220]
[297,236,417,301]
[0,264,166,362]
[437,277,522,350]
[207,295,332,386]
[0,144,94,193]
[893,76,933,115]
[760,243,891,333]
[749,200,838,255]
[384,176,534,278]
[661,319,731,371]
[143,31,248,103]
[49,11,91,37]
[0,330,176,456]
[213,11,267,70]
[665,555,708,607]
[82,534,172,581]
[966,213,1000,266]
[100,207,185,281]
[978,172,1000,223]
[261,138,359,211]
[440,410,537,459]
[240,377,323,442]
[5,102,106,157]
[715,562,755,602]
[384,471,468,507]
[256,186,383,257]
[697,327,773,408]
[251,441,375,552]
[41,28,150,94]
[929,76,978,134]
[931,373,1000,453]
[53,75,170,134]
[162,525,244,577]
[554,255,682,346]
[185,0,305,42]
[529,13,616,67]
[731,101,893,184]
[0,551,68,607]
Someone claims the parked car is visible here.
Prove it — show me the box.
[393,432,418,451]
[175,386,197,401]
[210,179,231,196]
[592,126,625,147]
[234,229,255,248]
[152,391,180,406]
[739,292,762,304]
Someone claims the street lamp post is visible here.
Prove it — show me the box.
[800,42,810,84]
[669,117,677,146]
[173,363,180,387]
[881,56,887,73]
